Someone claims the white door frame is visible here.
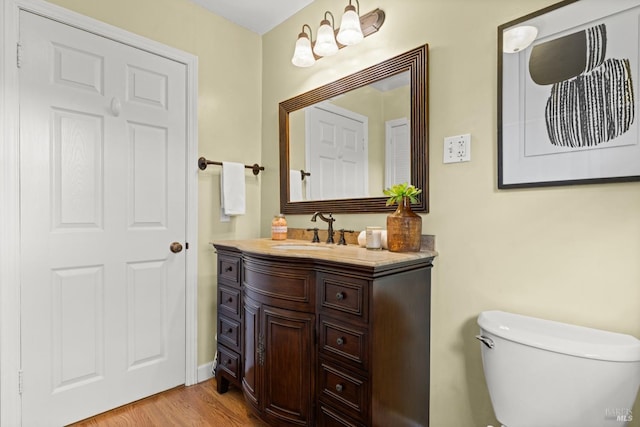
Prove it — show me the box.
[0,1,199,424]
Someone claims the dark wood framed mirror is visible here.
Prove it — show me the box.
[279,44,429,214]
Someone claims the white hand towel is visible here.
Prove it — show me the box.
[289,169,303,202]
[220,162,246,216]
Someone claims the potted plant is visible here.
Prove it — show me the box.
[383,183,422,252]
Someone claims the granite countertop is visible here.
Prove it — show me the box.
[212,238,438,269]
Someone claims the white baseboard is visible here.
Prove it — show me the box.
[196,361,215,383]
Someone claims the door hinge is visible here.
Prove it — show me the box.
[18,370,23,395]
[16,43,22,68]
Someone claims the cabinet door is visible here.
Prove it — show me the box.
[263,305,315,426]
[242,296,261,409]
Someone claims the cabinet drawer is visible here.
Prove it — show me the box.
[218,254,240,286]
[320,316,368,369]
[319,273,368,322]
[319,405,366,427]
[244,258,314,311]
[218,285,241,318]
[217,346,240,380]
[218,316,241,353]
[319,361,368,421]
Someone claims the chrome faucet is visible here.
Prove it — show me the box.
[310,212,335,244]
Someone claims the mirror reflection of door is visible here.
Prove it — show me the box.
[385,118,411,188]
[305,104,369,200]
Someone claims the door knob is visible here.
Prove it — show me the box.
[110,97,122,116]
[170,242,183,253]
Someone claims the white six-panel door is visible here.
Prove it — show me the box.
[19,10,187,426]
[305,104,368,200]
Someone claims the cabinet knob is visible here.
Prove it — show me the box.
[336,337,344,346]
[227,328,233,334]
[224,266,233,272]
[336,292,345,301]
[335,384,344,393]
[226,359,232,365]
[227,297,233,303]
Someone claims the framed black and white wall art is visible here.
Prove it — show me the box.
[498,0,640,188]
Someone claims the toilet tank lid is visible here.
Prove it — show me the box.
[478,310,640,362]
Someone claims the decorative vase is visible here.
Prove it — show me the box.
[386,197,422,252]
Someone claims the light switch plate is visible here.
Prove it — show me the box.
[443,134,471,163]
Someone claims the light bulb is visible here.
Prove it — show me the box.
[337,5,363,46]
[291,33,315,67]
[313,19,338,57]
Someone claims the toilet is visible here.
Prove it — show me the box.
[477,310,640,427]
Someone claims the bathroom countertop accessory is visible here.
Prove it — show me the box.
[271,214,287,240]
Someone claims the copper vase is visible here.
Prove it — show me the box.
[387,197,422,252]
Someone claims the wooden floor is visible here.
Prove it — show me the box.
[69,378,269,427]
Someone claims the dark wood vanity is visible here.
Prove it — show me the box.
[213,239,436,427]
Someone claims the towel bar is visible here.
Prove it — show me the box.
[198,157,264,176]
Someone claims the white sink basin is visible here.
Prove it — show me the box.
[272,244,332,250]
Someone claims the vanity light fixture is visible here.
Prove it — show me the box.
[314,11,339,57]
[503,25,538,53]
[337,0,364,46]
[291,24,316,67]
[291,3,385,68]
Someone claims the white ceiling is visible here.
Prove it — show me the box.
[189,0,315,35]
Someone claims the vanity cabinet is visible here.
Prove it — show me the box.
[213,240,435,427]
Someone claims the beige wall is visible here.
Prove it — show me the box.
[45,0,263,367]
[262,0,640,426]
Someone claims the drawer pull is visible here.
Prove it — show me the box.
[224,266,233,272]
[227,328,233,334]
[335,292,345,300]
[336,337,344,346]
[227,297,233,303]
[226,359,232,365]
[335,384,344,393]
[258,333,265,366]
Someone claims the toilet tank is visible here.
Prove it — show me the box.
[477,310,640,427]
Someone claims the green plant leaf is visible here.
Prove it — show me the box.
[383,182,422,205]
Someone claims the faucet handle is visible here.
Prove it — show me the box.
[337,229,354,245]
[306,228,320,243]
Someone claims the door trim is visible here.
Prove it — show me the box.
[0,1,199,424]
[384,117,410,189]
